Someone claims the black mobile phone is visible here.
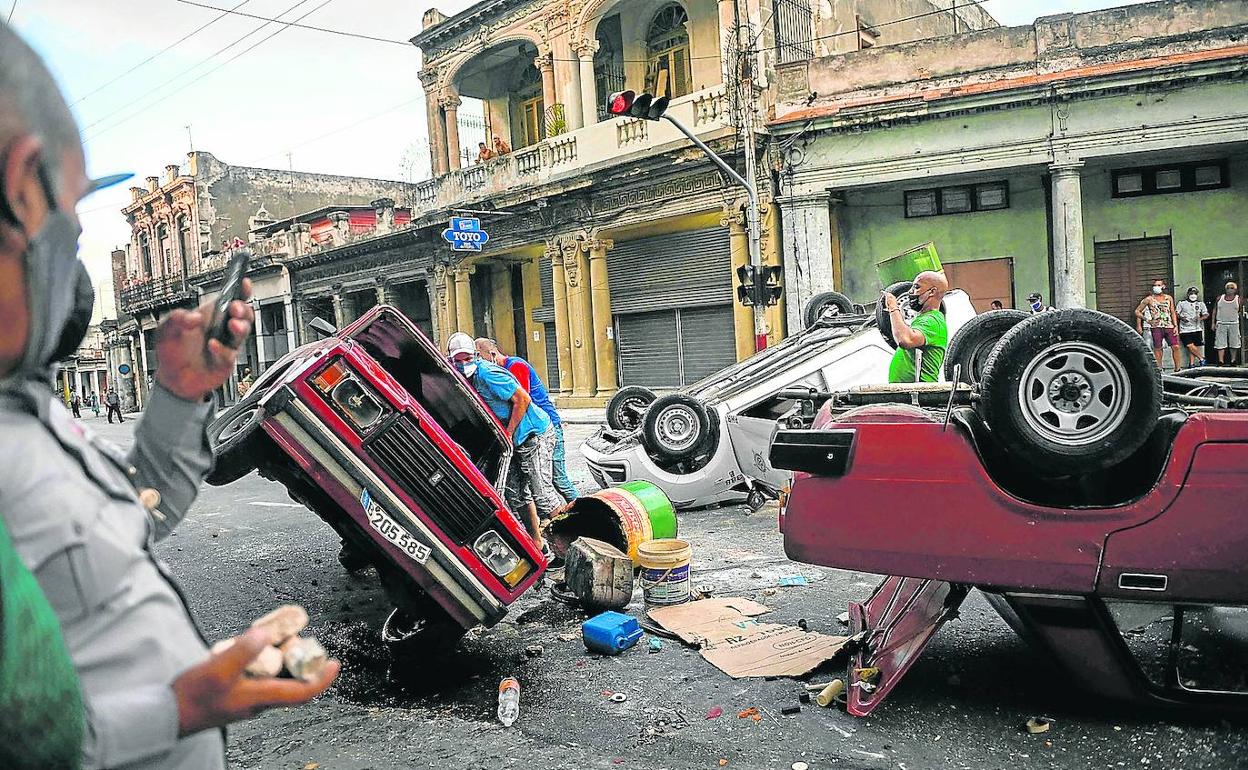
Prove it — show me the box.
[207,249,250,348]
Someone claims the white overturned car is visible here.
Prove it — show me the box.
[582,288,976,509]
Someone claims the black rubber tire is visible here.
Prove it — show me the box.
[943,310,1029,384]
[381,606,466,658]
[205,403,264,485]
[804,290,854,327]
[874,281,913,349]
[977,308,1161,476]
[605,385,656,431]
[642,394,715,462]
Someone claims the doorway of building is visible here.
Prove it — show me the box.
[390,280,434,341]
[1093,236,1174,328]
[1201,258,1248,362]
[943,257,1015,311]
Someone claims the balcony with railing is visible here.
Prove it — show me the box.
[414,86,732,212]
[119,274,198,315]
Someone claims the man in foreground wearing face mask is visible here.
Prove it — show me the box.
[0,22,338,769]
[447,332,561,558]
[883,271,949,384]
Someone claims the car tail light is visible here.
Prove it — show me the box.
[474,530,531,587]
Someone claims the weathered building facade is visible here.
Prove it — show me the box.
[395,0,993,403]
[115,151,415,407]
[770,0,1248,350]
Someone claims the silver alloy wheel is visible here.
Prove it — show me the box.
[654,404,701,452]
[218,406,259,443]
[1016,341,1131,447]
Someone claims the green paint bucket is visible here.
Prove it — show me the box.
[877,242,943,286]
[547,481,678,567]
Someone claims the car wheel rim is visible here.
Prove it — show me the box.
[655,405,700,452]
[1016,341,1131,447]
[218,407,258,442]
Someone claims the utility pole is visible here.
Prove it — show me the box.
[733,0,767,351]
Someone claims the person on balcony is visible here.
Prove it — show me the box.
[476,141,495,164]
[492,136,512,156]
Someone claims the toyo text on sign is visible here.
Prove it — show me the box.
[441,217,490,252]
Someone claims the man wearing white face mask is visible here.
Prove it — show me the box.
[0,22,337,770]
[447,332,561,558]
[1136,279,1181,371]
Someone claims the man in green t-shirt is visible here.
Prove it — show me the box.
[884,271,950,383]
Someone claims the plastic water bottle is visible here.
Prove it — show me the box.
[497,677,520,727]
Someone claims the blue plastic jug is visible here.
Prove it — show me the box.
[582,611,643,655]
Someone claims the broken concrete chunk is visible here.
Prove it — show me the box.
[251,604,309,645]
[283,636,329,682]
[563,537,634,610]
[210,637,284,678]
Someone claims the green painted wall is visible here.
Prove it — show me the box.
[837,169,1050,308]
[1081,157,1248,306]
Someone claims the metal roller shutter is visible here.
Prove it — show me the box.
[608,226,732,314]
[532,258,555,324]
[617,311,680,388]
[1093,236,1173,327]
[678,305,738,383]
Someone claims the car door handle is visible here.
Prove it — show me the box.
[1117,573,1168,592]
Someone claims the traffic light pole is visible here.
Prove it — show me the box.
[661,114,766,351]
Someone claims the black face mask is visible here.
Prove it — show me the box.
[907,286,928,312]
[50,261,95,363]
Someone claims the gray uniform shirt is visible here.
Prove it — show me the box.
[0,379,224,769]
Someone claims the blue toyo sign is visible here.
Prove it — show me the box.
[441,216,490,252]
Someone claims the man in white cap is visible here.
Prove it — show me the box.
[447,332,560,558]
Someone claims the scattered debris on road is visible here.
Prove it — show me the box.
[582,610,644,655]
[562,536,634,610]
[647,598,847,678]
[1024,716,1054,734]
[706,706,723,719]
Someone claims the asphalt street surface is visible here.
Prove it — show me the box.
[86,414,1246,770]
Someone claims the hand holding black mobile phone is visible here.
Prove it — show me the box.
[207,249,250,352]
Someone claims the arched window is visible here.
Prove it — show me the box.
[645,4,691,99]
[139,233,153,277]
[157,223,171,277]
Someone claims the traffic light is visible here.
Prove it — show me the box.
[736,264,757,306]
[606,90,671,121]
[736,264,784,306]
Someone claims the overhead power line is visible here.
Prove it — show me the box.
[246,93,426,167]
[71,0,253,107]
[174,0,408,47]
[6,0,17,24]
[84,0,334,142]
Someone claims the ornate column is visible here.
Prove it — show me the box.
[549,243,573,393]
[374,276,391,307]
[419,68,448,177]
[433,263,454,345]
[443,92,462,172]
[327,211,350,246]
[453,264,475,334]
[587,237,617,395]
[777,192,835,331]
[563,238,597,399]
[1050,162,1087,309]
[539,51,557,129]
[331,284,348,328]
[722,203,755,361]
[574,39,598,129]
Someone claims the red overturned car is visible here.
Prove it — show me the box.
[205,305,545,651]
[771,308,1248,716]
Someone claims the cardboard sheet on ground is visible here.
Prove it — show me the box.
[648,598,847,678]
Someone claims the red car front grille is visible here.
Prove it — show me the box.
[366,415,498,545]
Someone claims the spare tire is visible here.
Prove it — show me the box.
[977,308,1161,476]
[803,290,854,327]
[605,385,656,431]
[642,394,715,462]
[943,310,1029,384]
[206,403,264,485]
[875,281,913,349]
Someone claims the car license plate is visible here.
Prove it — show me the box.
[360,489,430,564]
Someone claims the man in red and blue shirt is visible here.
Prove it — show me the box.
[477,338,578,503]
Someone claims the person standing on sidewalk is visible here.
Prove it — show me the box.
[1214,281,1243,366]
[69,388,80,418]
[448,333,561,558]
[475,337,578,503]
[1135,279,1181,371]
[1176,287,1209,368]
[105,386,123,423]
